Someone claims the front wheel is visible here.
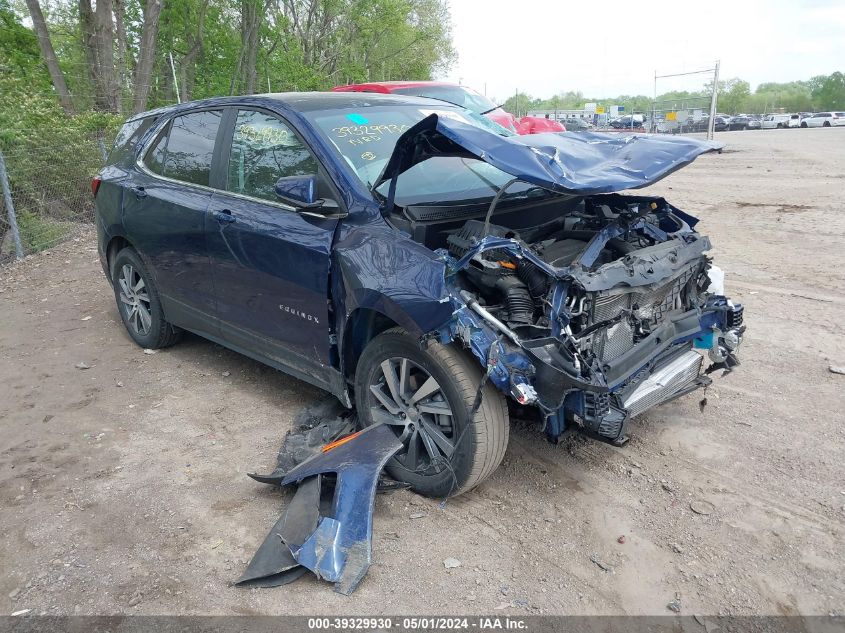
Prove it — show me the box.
[354,328,509,497]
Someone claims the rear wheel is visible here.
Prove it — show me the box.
[823,121,831,127]
[801,122,808,128]
[354,328,509,498]
[113,247,182,349]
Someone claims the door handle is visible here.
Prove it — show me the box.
[132,186,147,199]
[214,209,236,224]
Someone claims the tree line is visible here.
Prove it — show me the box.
[503,74,845,117]
[1,0,455,116]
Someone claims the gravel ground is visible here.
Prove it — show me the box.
[1,128,843,617]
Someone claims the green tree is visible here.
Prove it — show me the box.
[4,0,456,113]
[501,92,540,117]
[713,78,750,114]
[0,0,47,78]
[812,72,845,110]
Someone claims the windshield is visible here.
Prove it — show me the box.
[390,85,499,115]
[306,105,539,207]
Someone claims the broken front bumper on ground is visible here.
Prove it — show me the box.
[436,233,744,445]
[240,421,402,595]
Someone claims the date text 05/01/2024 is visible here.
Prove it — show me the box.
[307,617,528,630]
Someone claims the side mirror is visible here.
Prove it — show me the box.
[274,174,344,217]
[274,175,320,208]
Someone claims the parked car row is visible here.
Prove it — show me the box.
[665,111,845,133]
[725,112,845,130]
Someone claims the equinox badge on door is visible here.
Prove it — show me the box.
[279,304,320,324]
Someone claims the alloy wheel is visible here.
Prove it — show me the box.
[118,264,152,336]
[368,357,456,474]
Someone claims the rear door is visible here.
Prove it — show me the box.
[205,107,342,390]
[123,108,225,337]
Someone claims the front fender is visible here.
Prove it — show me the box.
[332,226,454,364]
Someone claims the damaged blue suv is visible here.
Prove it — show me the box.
[95,92,744,497]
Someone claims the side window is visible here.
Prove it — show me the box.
[143,110,222,186]
[227,110,318,202]
[162,110,222,186]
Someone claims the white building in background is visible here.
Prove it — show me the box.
[526,109,593,121]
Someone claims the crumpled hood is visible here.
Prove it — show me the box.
[373,113,722,196]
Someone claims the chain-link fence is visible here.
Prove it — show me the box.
[0,136,108,265]
[649,96,716,135]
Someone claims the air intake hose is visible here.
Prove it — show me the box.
[495,275,534,325]
[517,260,549,299]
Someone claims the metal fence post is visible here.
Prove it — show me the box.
[97,136,109,163]
[0,149,24,260]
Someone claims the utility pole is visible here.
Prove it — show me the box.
[707,60,720,140]
[169,52,180,103]
[652,70,657,133]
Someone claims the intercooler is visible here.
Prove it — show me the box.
[618,350,704,418]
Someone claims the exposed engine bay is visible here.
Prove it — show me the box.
[389,191,745,444]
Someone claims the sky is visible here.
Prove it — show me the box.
[441,0,845,102]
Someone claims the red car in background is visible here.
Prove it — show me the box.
[518,115,567,134]
[330,81,564,134]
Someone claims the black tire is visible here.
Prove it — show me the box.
[354,327,509,498]
[823,121,831,127]
[112,247,182,349]
[801,122,808,128]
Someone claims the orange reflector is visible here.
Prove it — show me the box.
[321,430,363,453]
[497,260,517,270]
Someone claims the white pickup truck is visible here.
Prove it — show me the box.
[761,114,791,129]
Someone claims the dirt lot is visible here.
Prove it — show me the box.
[1,128,844,617]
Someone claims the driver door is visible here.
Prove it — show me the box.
[206,107,342,391]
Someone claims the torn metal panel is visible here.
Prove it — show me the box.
[235,475,322,588]
[280,424,402,595]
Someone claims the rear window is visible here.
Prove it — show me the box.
[836,113,845,117]
[143,110,223,186]
[110,116,157,164]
